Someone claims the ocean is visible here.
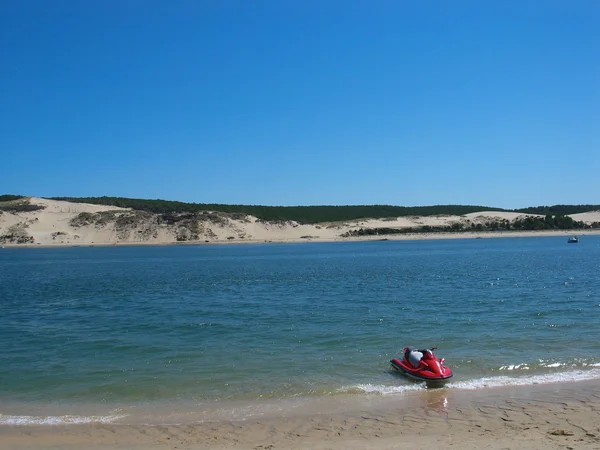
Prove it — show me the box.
[1,236,599,425]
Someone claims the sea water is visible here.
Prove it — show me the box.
[1,236,599,424]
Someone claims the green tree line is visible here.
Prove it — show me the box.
[2,195,599,224]
[0,195,44,212]
[0,194,26,202]
[344,214,595,237]
[515,205,600,215]
[48,196,507,223]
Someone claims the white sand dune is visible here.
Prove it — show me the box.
[570,211,600,223]
[464,211,543,221]
[1,198,599,247]
[28,197,129,214]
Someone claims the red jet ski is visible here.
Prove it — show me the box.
[390,346,453,387]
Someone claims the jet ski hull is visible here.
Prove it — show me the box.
[390,358,453,382]
[390,346,453,388]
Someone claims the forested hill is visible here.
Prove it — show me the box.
[2,195,599,224]
[46,196,507,223]
[515,205,600,215]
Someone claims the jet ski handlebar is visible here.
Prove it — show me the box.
[416,346,437,353]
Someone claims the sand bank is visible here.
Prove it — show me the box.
[2,380,600,449]
[2,198,599,248]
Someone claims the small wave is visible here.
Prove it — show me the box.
[499,363,531,371]
[341,383,424,395]
[0,414,128,426]
[498,359,598,371]
[340,368,600,397]
[543,362,565,368]
[449,368,600,390]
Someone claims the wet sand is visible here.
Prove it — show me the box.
[2,379,600,449]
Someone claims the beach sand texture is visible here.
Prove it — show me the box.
[2,198,600,247]
[1,381,600,449]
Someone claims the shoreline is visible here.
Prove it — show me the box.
[3,228,600,249]
[2,379,600,449]
[3,198,599,249]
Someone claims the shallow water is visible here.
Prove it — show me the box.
[1,236,599,424]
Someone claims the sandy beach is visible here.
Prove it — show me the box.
[2,198,600,248]
[2,380,600,449]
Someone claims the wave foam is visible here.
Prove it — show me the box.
[449,368,600,390]
[341,369,600,397]
[498,359,599,371]
[0,414,128,426]
[341,383,425,395]
[498,363,531,371]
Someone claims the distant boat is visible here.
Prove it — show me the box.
[567,236,578,243]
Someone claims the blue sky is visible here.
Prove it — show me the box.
[1,1,598,208]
